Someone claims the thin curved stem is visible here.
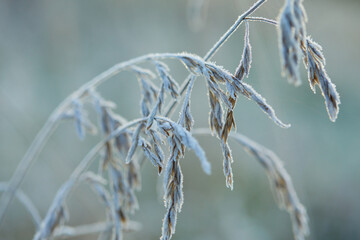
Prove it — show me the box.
[0,53,187,224]
[245,17,278,25]
[0,118,58,225]
[0,0,269,224]
[34,118,145,239]
[203,0,267,60]
[53,220,141,239]
[164,0,268,117]
[64,118,147,184]
[0,183,41,229]
[53,222,112,239]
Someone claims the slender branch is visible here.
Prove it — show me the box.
[0,53,193,224]
[53,222,112,239]
[53,220,141,239]
[204,0,267,60]
[245,17,278,25]
[73,117,148,181]
[34,118,145,239]
[0,183,41,229]
[0,0,268,224]
[164,0,268,117]
[0,115,59,225]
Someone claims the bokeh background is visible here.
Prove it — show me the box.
[1,0,359,239]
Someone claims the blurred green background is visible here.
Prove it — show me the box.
[1,0,359,239]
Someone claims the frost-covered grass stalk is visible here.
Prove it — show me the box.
[0,0,340,240]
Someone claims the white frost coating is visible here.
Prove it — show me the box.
[170,121,211,175]
[125,124,143,163]
[305,37,340,122]
[235,20,252,80]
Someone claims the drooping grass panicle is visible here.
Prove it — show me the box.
[147,129,166,173]
[230,132,309,240]
[153,60,179,99]
[208,64,289,128]
[177,54,290,128]
[35,50,291,240]
[158,121,186,240]
[131,66,158,117]
[293,0,307,49]
[221,105,236,143]
[146,84,165,130]
[161,155,183,240]
[83,173,113,218]
[178,76,196,131]
[35,171,113,240]
[278,0,305,86]
[156,117,211,175]
[90,170,123,240]
[0,1,341,240]
[33,182,72,240]
[235,20,252,80]
[221,141,234,190]
[304,37,340,121]
[138,137,164,173]
[208,89,224,138]
[33,117,145,239]
[110,164,139,214]
[107,165,138,240]
[125,123,144,164]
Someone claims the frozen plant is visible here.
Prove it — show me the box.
[0,1,340,240]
